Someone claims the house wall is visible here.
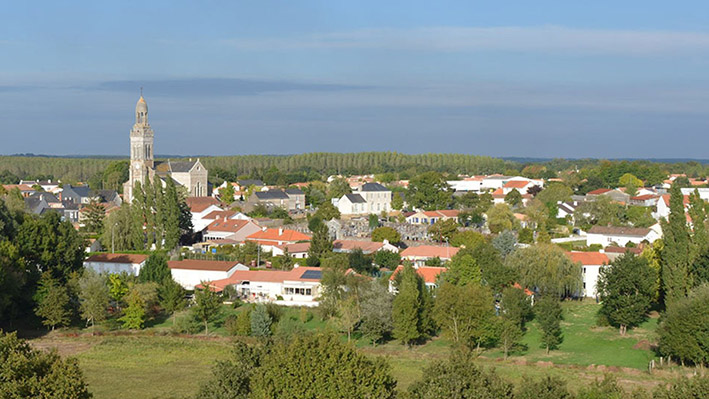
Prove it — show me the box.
[586,233,654,247]
[84,261,143,276]
[582,264,603,297]
[171,267,237,290]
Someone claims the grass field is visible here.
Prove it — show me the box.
[28,300,677,399]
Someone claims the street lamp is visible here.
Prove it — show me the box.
[111,222,118,253]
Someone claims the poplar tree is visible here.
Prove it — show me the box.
[163,178,181,249]
[661,183,691,303]
[78,270,110,335]
[153,179,165,249]
[144,178,156,249]
[130,181,146,250]
[392,264,425,346]
[535,295,563,353]
[34,274,71,331]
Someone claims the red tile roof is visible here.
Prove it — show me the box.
[660,194,690,207]
[630,194,658,201]
[503,180,530,189]
[246,228,311,243]
[566,251,609,266]
[167,259,242,272]
[389,265,446,284]
[85,253,148,264]
[186,197,221,213]
[401,245,459,259]
[333,239,384,253]
[206,219,252,233]
[587,188,612,195]
[278,242,311,253]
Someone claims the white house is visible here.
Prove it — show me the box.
[333,183,392,215]
[655,194,690,220]
[400,245,459,267]
[389,265,445,292]
[84,253,148,276]
[168,259,249,290]
[272,242,311,258]
[566,251,609,298]
[586,225,661,247]
[405,210,460,225]
[203,218,262,243]
[204,266,323,307]
[186,197,224,232]
[332,239,399,254]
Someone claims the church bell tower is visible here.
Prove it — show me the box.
[125,92,155,202]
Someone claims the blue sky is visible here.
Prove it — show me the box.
[1,1,708,158]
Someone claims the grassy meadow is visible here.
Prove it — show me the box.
[28,300,677,399]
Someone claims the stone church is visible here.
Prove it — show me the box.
[123,95,208,203]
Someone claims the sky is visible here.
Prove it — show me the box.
[1,1,709,158]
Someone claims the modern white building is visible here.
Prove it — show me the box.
[168,259,249,290]
[83,253,148,276]
[586,225,662,247]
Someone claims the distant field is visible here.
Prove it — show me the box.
[29,301,678,398]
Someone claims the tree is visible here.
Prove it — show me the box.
[348,248,373,274]
[233,307,252,336]
[335,295,360,342]
[34,274,71,331]
[250,304,272,338]
[658,284,709,366]
[433,282,496,348]
[221,182,235,204]
[427,218,459,243]
[492,230,517,258]
[78,269,110,335]
[444,253,482,286]
[573,195,626,230]
[391,192,404,210]
[653,376,709,399]
[119,288,146,330]
[313,200,340,221]
[392,264,426,346]
[407,172,451,210]
[108,273,129,303]
[306,223,332,266]
[371,226,401,244]
[536,182,573,206]
[626,206,656,228]
[374,250,400,269]
[158,277,186,326]
[499,318,523,360]
[506,244,581,296]
[359,280,394,345]
[486,203,519,234]
[535,295,563,353]
[505,189,523,207]
[407,350,514,399]
[327,177,352,199]
[661,183,692,303]
[83,198,106,234]
[251,334,397,399]
[619,173,643,196]
[500,286,533,329]
[0,332,92,399]
[597,253,656,335]
[197,341,262,399]
[138,252,171,284]
[192,285,222,335]
[517,376,573,399]
[368,213,379,229]
[162,177,182,249]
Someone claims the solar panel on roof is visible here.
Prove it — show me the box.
[300,270,322,279]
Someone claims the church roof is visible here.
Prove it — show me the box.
[154,160,198,174]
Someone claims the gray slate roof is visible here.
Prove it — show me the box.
[285,188,304,195]
[254,190,289,200]
[360,182,389,192]
[238,179,264,187]
[344,193,366,203]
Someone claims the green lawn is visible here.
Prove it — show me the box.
[29,300,669,398]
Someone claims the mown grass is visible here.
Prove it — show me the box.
[31,300,668,398]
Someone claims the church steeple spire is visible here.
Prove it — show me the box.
[136,90,149,125]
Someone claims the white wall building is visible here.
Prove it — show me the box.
[84,253,148,276]
[168,259,249,290]
[586,225,662,247]
[567,251,609,298]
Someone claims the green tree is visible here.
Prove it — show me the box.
[574,195,626,230]
[78,269,110,335]
[374,250,400,269]
[335,295,360,342]
[327,177,352,199]
[597,253,657,335]
[500,286,533,329]
[233,307,252,336]
[391,192,404,210]
[444,253,482,286]
[138,252,171,284]
[162,177,182,249]
[407,349,514,399]
[108,273,129,303]
[505,189,523,207]
[492,230,517,258]
[536,182,573,206]
[197,341,261,399]
[517,376,573,399]
[499,317,523,360]
[119,289,146,330]
[220,182,235,204]
[34,274,71,331]
[359,280,394,345]
[392,264,426,346]
[83,198,106,234]
[192,285,222,335]
[427,218,459,243]
[486,203,519,234]
[658,284,709,366]
[0,332,92,399]
[407,171,451,210]
[506,244,581,296]
[371,226,401,244]
[653,376,709,399]
[306,223,332,266]
[313,200,340,221]
[158,277,186,326]
[250,304,272,338]
[661,183,692,303]
[535,295,563,353]
[433,282,496,348]
[619,173,643,196]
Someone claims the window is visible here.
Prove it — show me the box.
[583,267,586,274]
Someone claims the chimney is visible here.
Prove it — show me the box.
[278,227,283,236]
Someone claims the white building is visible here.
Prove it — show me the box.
[586,225,661,247]
[168,259,249,290]
[204,266,323,307]
[332,182,391,215]
[332,239,399,254]
[186,197,224,232]
[83,253,148,276]
[567,251,609,298]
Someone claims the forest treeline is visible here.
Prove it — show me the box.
[1,153,709,193]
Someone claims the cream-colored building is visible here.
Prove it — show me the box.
[123,95,208,202]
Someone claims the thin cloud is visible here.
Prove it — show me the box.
[92,78,369,96]
[223,26,709,55]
